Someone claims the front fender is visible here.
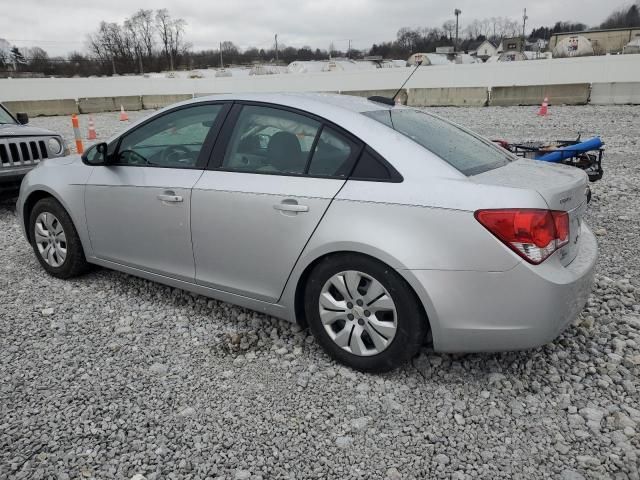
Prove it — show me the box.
[18,158,94,257]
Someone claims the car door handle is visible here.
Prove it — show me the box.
[274,201,309,213]
[157,193,183,203]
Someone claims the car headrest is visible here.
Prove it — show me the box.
[267,131,303,173]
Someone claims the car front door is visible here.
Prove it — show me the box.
[85,103,229,282]
[191,103,361,303]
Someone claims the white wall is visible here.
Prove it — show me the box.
[1,54,640,102]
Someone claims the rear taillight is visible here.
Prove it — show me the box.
[475,209,570,264]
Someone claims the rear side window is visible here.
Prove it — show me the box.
[363,109,513,176]
[351,147,399,181]
[307,127,358,178]
[222,105,321,175]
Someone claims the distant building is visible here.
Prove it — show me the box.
[476,40,497,61]
[435,46,455,54]
[498,37,525,53]
[407,53,451,66]
[526,39,549,52]
[623,38,640,55]
[552,35,595,58]
[549,27,640,55]
[407,53,432,66]
[498,51,526,62]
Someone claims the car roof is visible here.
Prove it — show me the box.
[190,92,395,115]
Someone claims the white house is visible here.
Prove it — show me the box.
[476,40,497,60]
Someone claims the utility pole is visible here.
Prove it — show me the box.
[219,42,223,68]
[454,9,462,52]
[347,40,352,59]
[522,8,528,41]
[275,34,279,63]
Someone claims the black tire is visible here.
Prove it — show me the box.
[29,197,89,279]
[304,253,429,373]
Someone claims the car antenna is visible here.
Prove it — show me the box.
[368,60,423,106]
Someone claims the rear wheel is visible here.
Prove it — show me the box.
[29,197,89,279]
[304,254,428,372]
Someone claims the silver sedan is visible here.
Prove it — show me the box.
[17,93,597,372]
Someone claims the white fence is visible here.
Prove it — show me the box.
[1,54,640,102]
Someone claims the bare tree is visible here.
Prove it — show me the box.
[132,9,156,59]
[396,27,422,51]
[155,9,187,71]
[124,9,156,73]
[26,47,51,73]
[601,3,640,28]
[442,20,456,41]
[0,38,10,69]
[465,19,483,39]
[88,21,132,74]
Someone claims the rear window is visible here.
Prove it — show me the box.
[363,109,513,176]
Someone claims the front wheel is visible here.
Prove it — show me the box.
[29,197,89,279]
[304,254,428,372]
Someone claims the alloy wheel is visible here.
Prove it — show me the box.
[318,270,398,356]
[34,212,67,268]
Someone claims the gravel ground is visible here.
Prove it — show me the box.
[1,105,639,480]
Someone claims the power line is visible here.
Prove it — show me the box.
[2,38,85,45]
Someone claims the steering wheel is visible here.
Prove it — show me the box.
[118,149,150,165]
[161,145,194,165]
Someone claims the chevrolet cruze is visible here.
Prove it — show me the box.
[17,93,597,372]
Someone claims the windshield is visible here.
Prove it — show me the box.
[363,109,514,176]
[0,105,17,125]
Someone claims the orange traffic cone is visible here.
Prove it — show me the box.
[538,97,549,116]
[71,114,84,154]
[119,105,129,122]
[87,116,97,140]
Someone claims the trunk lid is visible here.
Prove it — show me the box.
[472,159,589,266]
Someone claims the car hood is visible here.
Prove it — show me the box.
[40,154,81,167]
[0,123,58,137]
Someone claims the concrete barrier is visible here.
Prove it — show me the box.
[590,82,640,104]
[407,87,488,107]
[2,55,640,105]
[490,84,590,106]
[142,94,193,109]
[340,89,408,105]
[115,95,143,111]
[3,99,78,117]
[78,97,117,114]
[78,95,144,113]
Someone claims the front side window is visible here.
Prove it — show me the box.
[116,104,223,168]
[363,109,513,176]
[222,106,321,175]
[0,105,16,125]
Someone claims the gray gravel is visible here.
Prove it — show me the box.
[1,105,639,479]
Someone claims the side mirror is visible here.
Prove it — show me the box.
[16,112,29,125]
[82,142,109,166]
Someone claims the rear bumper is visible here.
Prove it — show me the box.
[404,222,597,352]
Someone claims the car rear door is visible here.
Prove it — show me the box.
[191,103,362,302]
[85,102,230,282]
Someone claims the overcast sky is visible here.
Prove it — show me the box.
[0,0,633,56]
